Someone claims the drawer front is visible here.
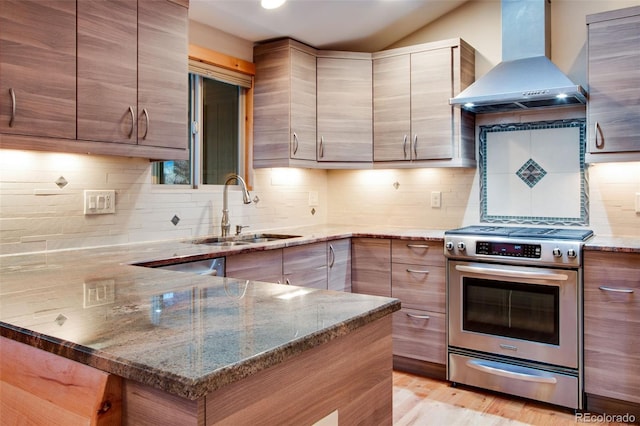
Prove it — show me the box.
[391,264,445,312]
[226,250,283,283]
[392,309,445,365]
[392,239,444,266]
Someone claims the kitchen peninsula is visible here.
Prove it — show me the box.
[0,230,400,425]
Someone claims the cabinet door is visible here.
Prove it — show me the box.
[77,0,138,144]
[226,250,283,283]
[0,0,76,139]
[290,48,317,161]
[137,0,188,150]
[317,56,373,162]
[328,239,351,292]
[411,48,453,160]
[373,54,411,161]
[587,10,640,156]
[283,242,327,289]
[351,238,391,297]
[584,251,640,404]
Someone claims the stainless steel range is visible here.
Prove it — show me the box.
[444,225,594,410]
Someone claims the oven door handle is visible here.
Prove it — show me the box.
[455,265,569,281]
[466,360,558,384]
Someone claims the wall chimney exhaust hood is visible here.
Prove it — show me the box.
[450,0,586,113]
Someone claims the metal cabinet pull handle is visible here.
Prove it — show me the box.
[594,121,604,149]
[406,313,430,320]
[407,244,429,249]
[142,108,149,139]
[292,132,299,155]
[599,286,634,294]
[128,106,135,138]
[403,134,408,159]
[413,134,418,158]
[406,268,429,274]
[9,88,16,127]
[328,244,335,268]
[319,136,324,158]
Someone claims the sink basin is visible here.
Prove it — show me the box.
[191,233,301,246]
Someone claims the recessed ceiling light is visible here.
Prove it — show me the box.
[261,0,286,9]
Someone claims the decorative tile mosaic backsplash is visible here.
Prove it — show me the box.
[479,118,588,226]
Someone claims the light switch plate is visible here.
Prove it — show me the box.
[308,191,319,206]
[84,190,116,215]
[431,191,441,208]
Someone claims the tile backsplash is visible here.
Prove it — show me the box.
[479,119,588,225]
[0,147,638,255]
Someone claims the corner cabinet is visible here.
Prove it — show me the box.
[584,250,640,418]
[586,6,640,163]
[373,39,476,167]
[253,39,318,168]
[316,51,373,165]
[1,0,188,161]
[0,0,77,139]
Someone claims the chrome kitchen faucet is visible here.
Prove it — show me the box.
[221,174,252,237]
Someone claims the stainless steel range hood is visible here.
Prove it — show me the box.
[450,0,586,113]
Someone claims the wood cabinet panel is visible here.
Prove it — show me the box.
[77,0,138,144]
[0,0,76,139]
[392,309,446,365]
[253,39,317,167]
[283,242,328,289]
[587,7,640,161]
[317,54,373,163]
[226,250,283,284]
[137,0,188,150]
[373,55,411,161]
[351,238,391,297]
[328,239,351,292]
[584,251,640,404]
[392,265,445,313]
[391,240,444,266]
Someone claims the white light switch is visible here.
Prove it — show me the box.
[430,191,441,208]
[84,190,116,215]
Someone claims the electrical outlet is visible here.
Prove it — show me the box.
[84,190,116,215]
[430,191,441,208]
[308,191,319,206]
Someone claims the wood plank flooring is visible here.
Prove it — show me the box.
[393,371,634,425]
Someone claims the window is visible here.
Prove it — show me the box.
[153,51,254,187]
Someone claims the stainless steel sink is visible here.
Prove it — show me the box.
[191,233,301,246]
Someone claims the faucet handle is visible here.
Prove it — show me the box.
[235,225,250,235]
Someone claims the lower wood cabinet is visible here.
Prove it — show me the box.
[328,239,351,292]
[392,309,445,365]
[584,250,640,416]
[351,238,391,297]
[283,242,328,289]
[225,250,283,283]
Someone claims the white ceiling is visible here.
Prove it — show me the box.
[188,0,469,51]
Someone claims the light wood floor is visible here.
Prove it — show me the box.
[392,371,633,426]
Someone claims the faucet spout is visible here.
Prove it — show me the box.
[221,174,251,237]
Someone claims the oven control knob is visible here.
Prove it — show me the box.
[567,249,577,258]
[552,248,562,257]
[445,241,454,251]
[457,242,466,251]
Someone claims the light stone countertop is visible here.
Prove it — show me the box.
[0,224,636,400]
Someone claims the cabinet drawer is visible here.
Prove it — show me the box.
[392,239,444,266]
[226,250,283,283]
[392,309,445,365]
[391,264,445,312]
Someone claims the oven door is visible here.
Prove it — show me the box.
[448,260,579,368]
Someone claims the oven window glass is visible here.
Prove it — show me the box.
[462,278,559,345]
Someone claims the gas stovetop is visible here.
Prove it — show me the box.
[445,225,594,241]
[444,225,594,267]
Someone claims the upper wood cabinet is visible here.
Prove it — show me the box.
[77,0,188,151]
[253,39,317,168]
[586,6,640,163]
[0,0,76,139]
[373,39,476,167]
[316,51,373,164]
